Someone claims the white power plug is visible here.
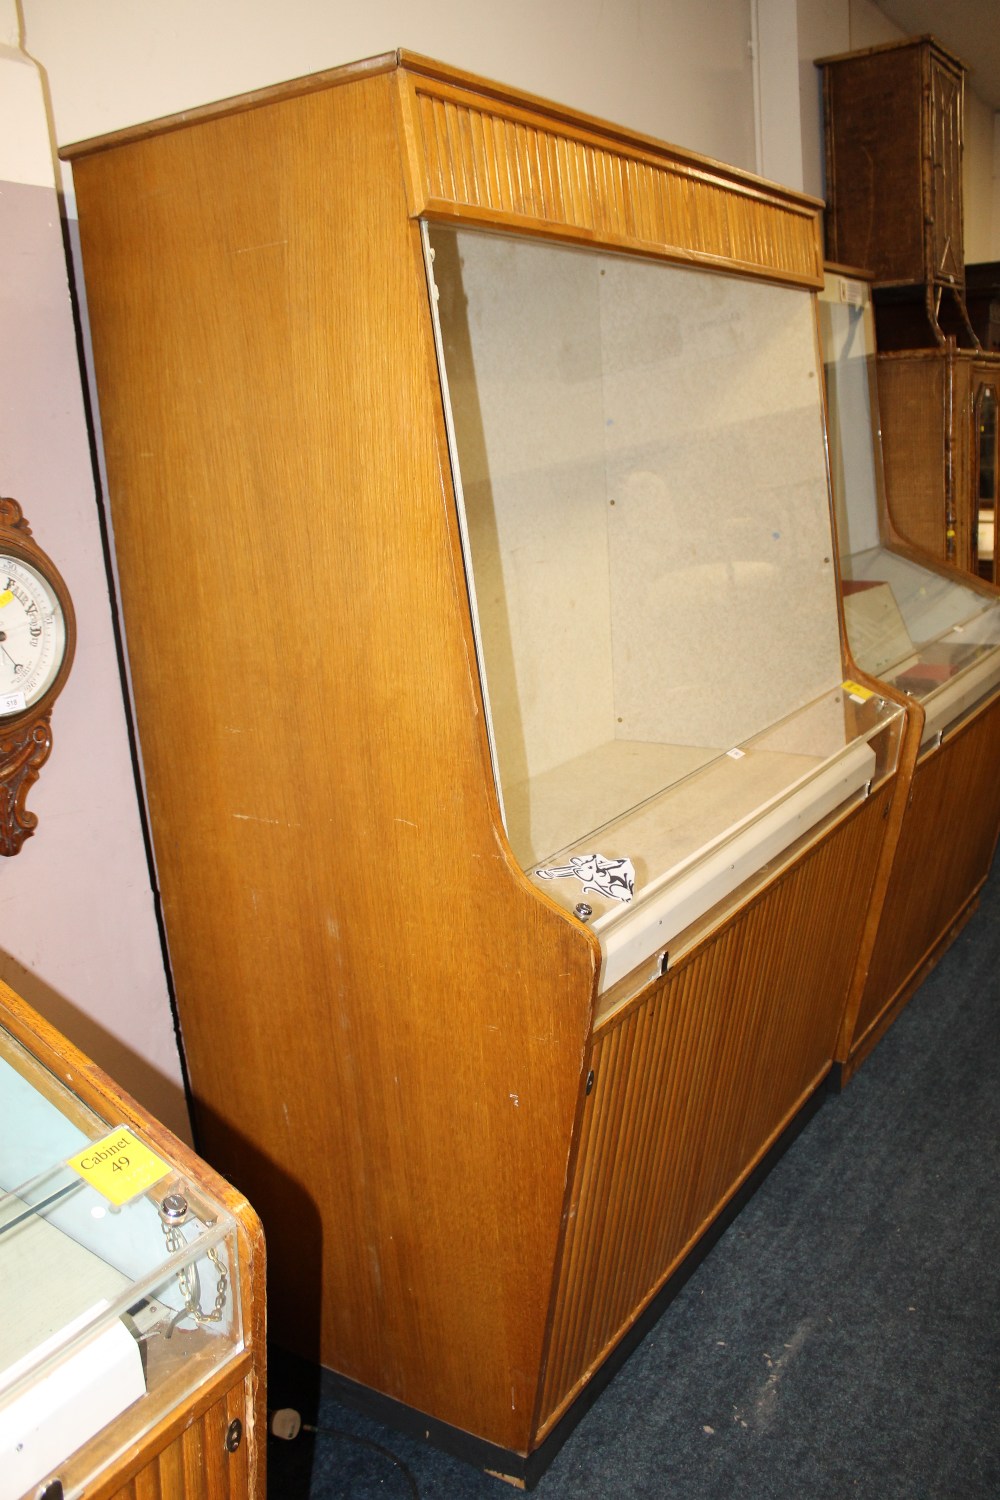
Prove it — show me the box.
[269,1408,303,1440]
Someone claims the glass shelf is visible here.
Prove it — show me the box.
[426,227,904,995]
[0,1026,242,1500]
[820,271,1000,745]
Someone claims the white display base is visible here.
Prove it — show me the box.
[922,647,1000,745]
[0,1300,145,1500]
[593,739,874,990]
[507,739,719,871]
[0,1209,146,1500]
[525,737,876,993]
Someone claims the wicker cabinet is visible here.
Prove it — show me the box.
[819,36,966,302]
[877,348,1000,575]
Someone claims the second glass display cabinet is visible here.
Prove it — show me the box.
[66,53,907,1483]
[819,270,1000,1078]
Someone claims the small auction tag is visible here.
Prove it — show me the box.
[842,678,874,703]
[67,1127,171,1206]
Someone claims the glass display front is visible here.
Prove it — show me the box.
[427,228,903,995]
[0,1025,242,1500]
[976,383,997,580]
[819,272,1000,744]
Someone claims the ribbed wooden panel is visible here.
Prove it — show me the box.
[104,1384,249,1500]
[537,792,888,1432]
[399,77,822,285]
[851,695,1000,1055]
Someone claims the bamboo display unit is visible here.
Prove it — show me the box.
[875,347,1000,580]
[0,980,265,1500]
[65,53,908,1483]
[820,271,1000,1081]
[818,36,970,344]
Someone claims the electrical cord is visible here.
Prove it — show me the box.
[270,1409,421,1499]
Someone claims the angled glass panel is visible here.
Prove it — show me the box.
[427,229,904,995]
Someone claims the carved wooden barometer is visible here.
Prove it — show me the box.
[0,497,75,854]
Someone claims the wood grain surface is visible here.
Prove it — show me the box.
[839,691,1000,1076]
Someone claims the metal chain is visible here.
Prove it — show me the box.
[161,1219,229,1328]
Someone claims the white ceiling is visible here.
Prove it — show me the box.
[875,0,1000,107]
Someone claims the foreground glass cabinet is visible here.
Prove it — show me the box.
[819,270,1000,1077]
[0,981,265,1500]
[66,53,906,1483]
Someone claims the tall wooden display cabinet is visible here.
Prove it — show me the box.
[820,273,1000,1080]
[65,53,910,1483]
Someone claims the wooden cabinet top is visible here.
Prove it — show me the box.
[64,49,825,290]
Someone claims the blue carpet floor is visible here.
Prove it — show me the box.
[267,860,1000,1498]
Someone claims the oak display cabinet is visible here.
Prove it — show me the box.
[819,272,1000,1079]
[66,53,906,1483]
[0,980,265,1500]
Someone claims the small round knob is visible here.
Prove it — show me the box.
[159,1192,189,1224]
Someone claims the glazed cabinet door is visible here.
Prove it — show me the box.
[974,375,999,583]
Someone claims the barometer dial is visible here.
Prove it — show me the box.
[0,554,68,717]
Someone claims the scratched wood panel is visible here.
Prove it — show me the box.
[397,74,823,286]
[844,693,1000,1069]
[537,790,890,1434]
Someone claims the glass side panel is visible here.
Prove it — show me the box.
[427,227,903,994]
[819,272,1000,733]
[0,1026,241,1500]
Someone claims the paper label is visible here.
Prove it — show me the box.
[66,1127,171,1207]
[1,691,25,715]
[842,678,874,703]
[535,853,635,904]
